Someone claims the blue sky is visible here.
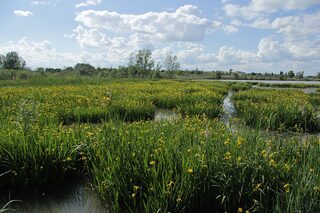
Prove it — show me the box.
[0,0,320,75]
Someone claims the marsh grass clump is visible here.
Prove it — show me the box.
[0,80,319,212]
[233,89,319,132]
[85,117,320,212]
[0,124,86,189]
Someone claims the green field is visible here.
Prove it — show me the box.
[0,79,320,212]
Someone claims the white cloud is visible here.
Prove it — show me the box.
[257,37,291,61]
[31,1,51,6]
[71,25,110,48]
[224,0,320,19]
[222,25,239,34]
[0,38,78,67]
[218,46,257,64]
[14,10,33,17]
[75,5,220,42]
[76,0,101,8]
[271,11,320,41]
[231,11,320,41]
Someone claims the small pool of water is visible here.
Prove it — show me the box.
[217,80,320,85]
[155,109,179,121]
[0,180,106,213]
[222,91,236,127]
[252,86,317,94]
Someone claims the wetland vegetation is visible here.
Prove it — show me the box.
[0,77,319,212]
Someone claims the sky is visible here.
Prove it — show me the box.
[0,0,320,75]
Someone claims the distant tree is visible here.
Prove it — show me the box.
[288,70,295,78]
[317,72,320,78]
[213,71,222,79]
[228,69,233,75]
[155,62,162,72]
[128,52,139,77]
[164,52,180,78]
[0,54,4,68]
[279,71,284,80]
[64,67,74,73]
[296,71,304,79]
[35,67,45,72]
[129,49,154,78]
[3,51,26,70]
[74,63,96,76]
[136,49,154,77]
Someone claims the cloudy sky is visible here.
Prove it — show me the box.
[0,0,320,75]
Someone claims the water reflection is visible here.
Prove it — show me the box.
[0,180,106,213]
[155,109,179,121]
[222,91,236,129]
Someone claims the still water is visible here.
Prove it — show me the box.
[0,180,107,213]
[217,79,320,84]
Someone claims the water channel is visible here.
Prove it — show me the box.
[0,180,107,213]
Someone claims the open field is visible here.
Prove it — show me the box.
[0,79,320,212]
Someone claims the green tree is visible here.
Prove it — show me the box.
[0,54,4,68]
[288,70,295,78]
[129,49,154,78]
[296,71,304,79]
[164,52,180,79]
[74,63,96,76]
[3,51,26,70]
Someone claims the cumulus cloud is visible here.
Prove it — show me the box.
[271,11,320,41]
[218,46,257,64]
[222,25,239,34]
[76,0,102,8]
[257,37,291,61]
[0,38,78,67]
[75,5,220,42]
[224,0,320,19]
[31,1,51,6]
[229,11,320,41]
[14,10,33,17]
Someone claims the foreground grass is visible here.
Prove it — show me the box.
[233,89,319,132]
[0,80,319,212]
[0,117,319,212]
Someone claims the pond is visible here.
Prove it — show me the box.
[217,79,320,85]
[155,109,179,121]
[0,180,107,213]
[222,90,236,128]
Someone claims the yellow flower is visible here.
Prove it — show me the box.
[187,168,193,174]
[66,156,72,161]
[176,197,182,203]
[149,160,156,166]
[133,185,140,191]
[131,193,136,198]
[236,137,244,147]
[224,138,231,145]
[237,207,243,213]
[254,183,262,192]
[284,183,290,193]
[167,180,174,188]
[269,159,276,167]
[224,152,232,160]
[284,164,291,172]
[236,156,242,163]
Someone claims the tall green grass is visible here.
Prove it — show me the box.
[85,118,320,212]
[233,89,319,132]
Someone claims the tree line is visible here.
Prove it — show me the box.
[0,50,181,79]
[1,50,319,80]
